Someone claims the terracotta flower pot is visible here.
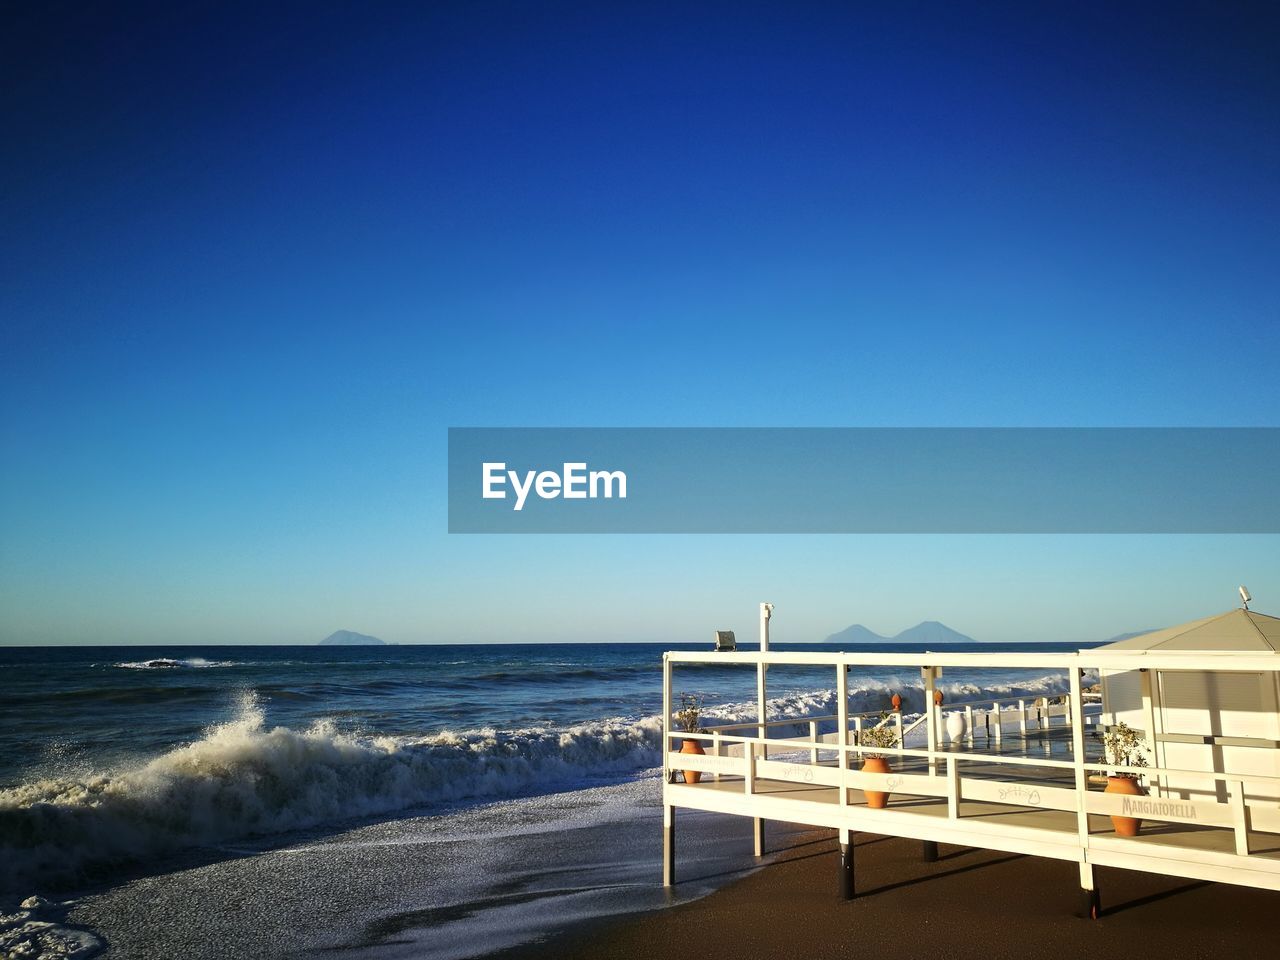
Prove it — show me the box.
[680,739,705,784]
[862,756,891,809]
[1105,775,1146,837]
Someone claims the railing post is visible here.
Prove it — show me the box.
[894,709,903,747]
[754,647,767,852]
[749,743,765,856]
[757,650,768,761]
[923,666,939,776]
[993,702,1002,744]
[1067,667,1098,916]
[809,720,819,765]
[713,731,722,784]
[837,662,850,808]
[662,654,673,783]
[1018,699,1027,736]
[965,704,974,744]
[947,757,961,820]
[1230,779,1250,857]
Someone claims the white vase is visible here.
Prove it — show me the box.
[945,711,966,745]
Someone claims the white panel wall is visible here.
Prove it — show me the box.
[1102,667,1280,806]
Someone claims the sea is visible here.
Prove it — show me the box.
[0,641,1094,959]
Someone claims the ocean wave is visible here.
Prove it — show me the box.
[0,692,664,893]
[113,657,242,670]
[0,672,1085,893]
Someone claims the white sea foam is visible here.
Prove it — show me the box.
[0,898,104,959]
[0,673,1085,892]
[113,657,241,670]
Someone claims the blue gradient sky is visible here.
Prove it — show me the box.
[2,2,1278,645]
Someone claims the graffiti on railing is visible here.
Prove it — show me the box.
[997,784,1042,806]
[777,763,816,783]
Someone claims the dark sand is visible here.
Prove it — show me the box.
[494,826,1279,960]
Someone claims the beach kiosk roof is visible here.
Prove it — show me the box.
[1097,608,1280,655]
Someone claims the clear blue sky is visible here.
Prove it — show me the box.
[2,2,1277,645]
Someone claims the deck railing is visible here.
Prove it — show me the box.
[695,690,1097,770]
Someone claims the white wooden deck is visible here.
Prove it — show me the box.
[660,649,1280,915]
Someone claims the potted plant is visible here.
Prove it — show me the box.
[858,714,900,809]
[1100,721,1149,836]
[675,693,707,784]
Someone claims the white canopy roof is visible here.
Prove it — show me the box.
[1098,608,1280,654]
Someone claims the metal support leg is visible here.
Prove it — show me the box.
[1079,862,1100,919]
[1083,887,1102,920]
[839,830,855,900]
[922,840,938,863]
[663,806,676,887]
[753,817,765,857]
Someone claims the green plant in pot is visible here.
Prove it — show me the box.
[858,713,900,809]
[1100,721,1149,837]
[675,693,707,784]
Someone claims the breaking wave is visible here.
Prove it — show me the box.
[0,672,1084,892]
[0,692,663,892]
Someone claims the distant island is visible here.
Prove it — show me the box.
[319,630,386,646]
[823,620,976,645]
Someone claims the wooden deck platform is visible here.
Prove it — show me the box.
[660,648,1280,915]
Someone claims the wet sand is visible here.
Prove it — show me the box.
[493,827,1279,960]
[52,784,808,960]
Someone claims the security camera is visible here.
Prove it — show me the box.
[1240,586,1251,609]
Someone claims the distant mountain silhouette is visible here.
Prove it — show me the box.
[895,621,975,644]
[823,620,976,645]
[319,629,385,646]
[823,624,893,645]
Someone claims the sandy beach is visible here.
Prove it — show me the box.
[500,826,1280,960]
